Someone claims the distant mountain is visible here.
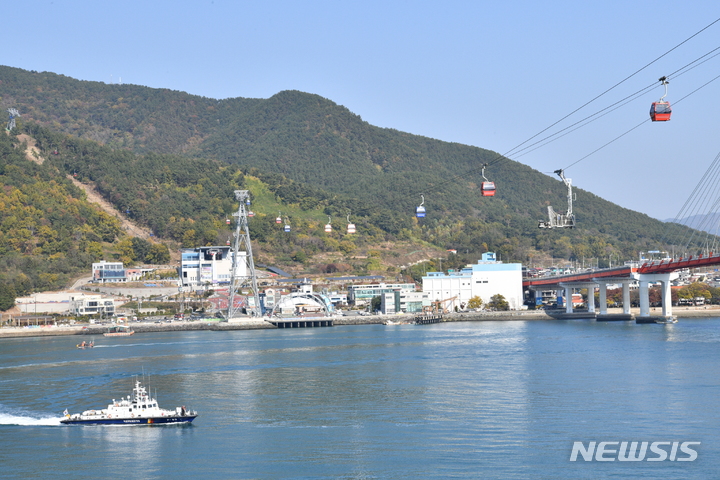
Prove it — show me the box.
[666,213,720,235]
[0,65,711,282]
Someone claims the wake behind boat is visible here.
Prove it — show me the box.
[60,379,197,426]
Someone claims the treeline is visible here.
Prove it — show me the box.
[0,65,262,154]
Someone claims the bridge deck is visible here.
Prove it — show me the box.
[523,266,636,288]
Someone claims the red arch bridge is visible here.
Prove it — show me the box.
[523,253,720,323]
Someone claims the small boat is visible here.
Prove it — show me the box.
[76,341,94,349]
[104,324,134,337]
[61,379,197,426]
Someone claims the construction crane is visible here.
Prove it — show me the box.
[423,296,458,314]
[538,169,576,229]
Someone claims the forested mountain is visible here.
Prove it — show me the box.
[0,65,710,296]
[0,129,122,303]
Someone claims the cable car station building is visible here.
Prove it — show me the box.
[179,246,247,290]
[422,252,523,310]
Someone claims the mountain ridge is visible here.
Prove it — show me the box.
[0,65,710,296]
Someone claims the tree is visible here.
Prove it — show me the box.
[488,294,509,311]
[467,296,483,310]
[370,295,382,313]
[145,243,170,264]
[131,237,152,263]
[677,282,712,305]
[292,250,308,264]
[115,238,135,265]
[0,283,17,311]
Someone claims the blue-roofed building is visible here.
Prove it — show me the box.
[422,252,523,310]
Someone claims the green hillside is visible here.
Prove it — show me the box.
[0,65,708,287]
[0,129,122,305]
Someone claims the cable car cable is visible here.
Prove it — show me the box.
[505,44,720,163]
[562,70,720,171]
[661,150,720,251]
[498,16,720,161]
[414,44,720,201]
[396,17,720,217]
[507,83,658,160]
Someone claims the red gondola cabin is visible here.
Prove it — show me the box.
[650,101,671,122]
[481,181,496,197]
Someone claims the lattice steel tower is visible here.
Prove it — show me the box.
[227,190,261,319]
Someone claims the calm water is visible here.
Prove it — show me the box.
[1,318,719,479]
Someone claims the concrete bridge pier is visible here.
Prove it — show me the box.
[634,272,678,323]
[622,281,631,315]
[559,282,597,316]
[594,278,636,321]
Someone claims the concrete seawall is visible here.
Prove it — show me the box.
[2,307,719,339]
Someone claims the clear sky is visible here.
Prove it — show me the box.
[5,1,720,221]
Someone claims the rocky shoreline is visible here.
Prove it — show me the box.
[2,307,719,339]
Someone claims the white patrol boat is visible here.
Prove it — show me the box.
[61,379,197,425]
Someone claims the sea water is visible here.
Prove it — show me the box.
[1,319,719,479]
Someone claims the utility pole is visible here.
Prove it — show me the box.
[227,190,261,319]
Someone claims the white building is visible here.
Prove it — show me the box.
[347,283,416,306]
[92,260,126,283]
[380,290,426,314]
[179,246,247,290]
[70,294,116,316]
[422,252,523,310]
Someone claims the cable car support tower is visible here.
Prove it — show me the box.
[227,190,262,319]
[538,169,575,229]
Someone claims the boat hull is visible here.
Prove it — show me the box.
[61,415,197,426]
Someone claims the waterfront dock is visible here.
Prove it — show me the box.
[269,318,334,328]
[1,307,718,338]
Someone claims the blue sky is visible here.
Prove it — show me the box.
[5,0,720,221]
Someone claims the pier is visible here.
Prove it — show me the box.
[414,314,443,325]
[269,319,334,328]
